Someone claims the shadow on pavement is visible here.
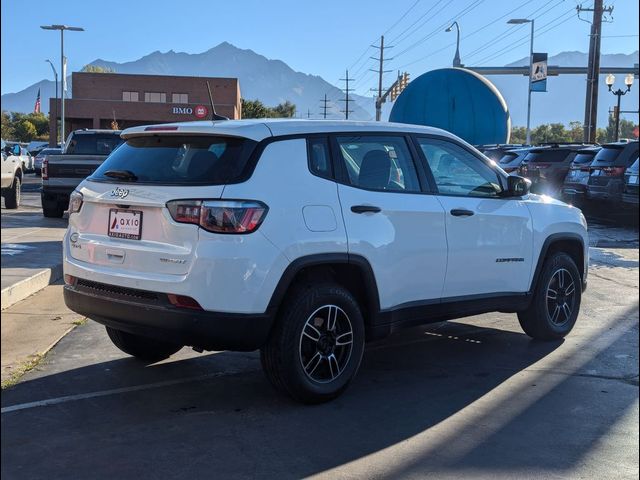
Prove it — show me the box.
[3,306,636,480]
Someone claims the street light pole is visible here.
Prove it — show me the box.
[40,25,84,147]
[605,73,635,141]
[445,21,461,67]
[45,60,58,145]
[508,18,535,145]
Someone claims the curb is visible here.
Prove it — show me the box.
[0,264,63,310]
[1,323,78,389]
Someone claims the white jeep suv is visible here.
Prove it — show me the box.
[63,120,588,403]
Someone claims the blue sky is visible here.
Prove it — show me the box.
[1,0,638,95]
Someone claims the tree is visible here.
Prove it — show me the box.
[509,126,527,144]
[1,111,14,140]
[81,64,115,73]
[13,119,37,142]
[241,99,270,119]
[567,121,583,143]
[241,99,297,119]
[272,100,296,118]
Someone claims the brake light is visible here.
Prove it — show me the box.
[64,274,76,285]
[167,294,202,310]
[166,200,268,234]
[42,158,48,180]
[144,126,179,131]
[602,166,626,177]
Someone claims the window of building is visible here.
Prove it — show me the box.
[172,93,189,104]
[122,91,139,102]
[144,92,167,103]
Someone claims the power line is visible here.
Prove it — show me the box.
[473,6,581,66]
[384,0,422,36]
[463,0,564,61]
[396,0,533,69]
[389,0,449,45]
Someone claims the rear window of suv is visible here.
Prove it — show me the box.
[90,135,257,185]
[592,145,625,165]
[66,134,123,155]
[525,149,572,163]
[572,151,598,165]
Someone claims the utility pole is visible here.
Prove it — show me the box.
[371,36,393,121]
[339,70,354,120]
[307,108,312,119]
[320,94,330,119]
[578,1,614,143]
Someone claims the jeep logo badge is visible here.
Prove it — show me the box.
[110,187,129,199]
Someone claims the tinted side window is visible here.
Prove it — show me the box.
[307,137,333,180]
[417,138,503,197]
[334,136,421,193]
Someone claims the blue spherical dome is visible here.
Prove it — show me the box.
[389,68,510,145]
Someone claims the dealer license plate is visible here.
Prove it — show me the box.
[630,175,638,184]
[108,209,143,240]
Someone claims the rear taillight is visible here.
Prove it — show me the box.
[42,158,48,180]
[166,200,268,234]
[69,190,83,214]
[602,166,626,177]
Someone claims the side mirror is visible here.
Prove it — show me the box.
[12,145,21,156]
[507,175,531,197]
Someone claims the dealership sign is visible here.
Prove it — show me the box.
[530,53,548,92]
[172,105,209,118]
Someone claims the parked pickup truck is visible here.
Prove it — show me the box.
[42,129,122,217]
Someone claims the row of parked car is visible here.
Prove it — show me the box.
[1,141,62,176]
[478,140,639,208]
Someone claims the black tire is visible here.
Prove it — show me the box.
[4,176,20,209]
[106,326,182,361]
[260,283,365,404]
[518,252,582,340]
[42,203,65,218]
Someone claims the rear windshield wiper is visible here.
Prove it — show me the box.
[103,169,138,182]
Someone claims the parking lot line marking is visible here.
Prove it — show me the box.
[1,369,250,414]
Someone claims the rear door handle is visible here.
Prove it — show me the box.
[351,205,381,214]
[450,209,475,217]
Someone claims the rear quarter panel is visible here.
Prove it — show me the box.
[222,138,348,310]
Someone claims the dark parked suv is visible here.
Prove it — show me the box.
[498,147,535,174]
[562,147,601,205]
[587,141,639,203]
[478,144,528,162]
[622,157,639,206]
[521,144,587,195]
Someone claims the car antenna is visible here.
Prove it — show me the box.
[206,81,229,121]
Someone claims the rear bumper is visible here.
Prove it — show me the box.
[621,192,639,205]
[63,282,274,351]
[587,179,624,202]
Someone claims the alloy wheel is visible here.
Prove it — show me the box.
[298,305,354,384]
[546,268,576,326]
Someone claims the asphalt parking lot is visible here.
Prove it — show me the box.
[1,178,638,479]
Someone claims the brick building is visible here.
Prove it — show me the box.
[49,72,241,145]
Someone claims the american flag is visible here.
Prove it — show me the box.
[34,88,41,113]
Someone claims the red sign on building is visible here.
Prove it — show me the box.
[194,105,209,119]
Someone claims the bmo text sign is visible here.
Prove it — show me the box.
[172,105,209,118]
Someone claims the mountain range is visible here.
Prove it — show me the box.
[1,42,638,128]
